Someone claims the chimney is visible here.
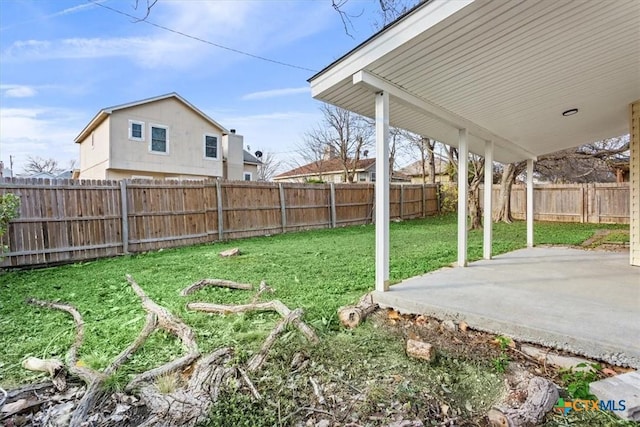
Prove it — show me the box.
[230,129,236,134]
[322,145,337,161]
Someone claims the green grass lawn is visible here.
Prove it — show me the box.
[0,214,626,388]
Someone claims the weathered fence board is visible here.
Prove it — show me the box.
[2,179,628,268]
[479,183,630,224]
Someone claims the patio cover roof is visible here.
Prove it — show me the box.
[309,0,640,164]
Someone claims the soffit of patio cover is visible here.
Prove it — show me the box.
[310,0,640,164]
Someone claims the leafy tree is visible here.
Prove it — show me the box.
[0,193,20,256]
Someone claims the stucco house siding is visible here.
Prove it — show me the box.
[78,117,110,180]
[107,97,224,177]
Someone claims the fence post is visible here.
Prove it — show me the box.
[421,184,425,217]
[399,184,404,219]
[216,179,224,241]
[279,183,287,233]
[580,184,585,223]
[120,180,129,254]
[330,183,337,228]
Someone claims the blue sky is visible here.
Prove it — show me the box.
[0,0,385,174]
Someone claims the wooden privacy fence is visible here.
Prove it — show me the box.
[0,178,440,268]
[479,183,630,224]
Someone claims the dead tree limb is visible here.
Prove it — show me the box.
[237,367,262,400]
[127,275,198,353]
[26,299,103,384]
[125,275,200,391]
[136,347,235,427]
[488,366,559,427]
[250,280,274,303]
[105,313,157,376]
[180,279,253,296]
[188,300,319,344]
[26,298,106,427]
[246,308,302,372]
[337,293,378,328]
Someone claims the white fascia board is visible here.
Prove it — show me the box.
[310,0,474,98]
[353,70,537,161]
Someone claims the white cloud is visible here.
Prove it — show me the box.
[0,1,104,31]
[0,85,38,98]
[0,108,83,173]
[2,37,185,68]
[242,87,310,101]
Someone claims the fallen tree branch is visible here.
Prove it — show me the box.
[105,312,157,376]
[251,280,274,303]
[26,299,103,385]
[127,275,199,354]
[337,293,378,328]
[488,365,558,426]
[188,300,319,344]
[136,347,234,427]
[26,298,107,426]
[247,309,301,372]
[180,279,253,296]
[237,367,262,400]
[21,357,66,391]
[309,376,327,406]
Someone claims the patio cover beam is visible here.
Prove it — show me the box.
[352,71,537,161]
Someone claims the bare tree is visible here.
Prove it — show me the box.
[442,146,485,229]
[493,135,629,223]
[467,155,485,230]
[300,104,373,183]
[494,162,526,223]
[372,0,422,28]
[402,132,438,183]
[23,156,63,175]
[255,150,281,181]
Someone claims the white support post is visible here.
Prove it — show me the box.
[526,159,535,247]
[483,141,494,260]
[375,91,390,292]
[457,128,469,267]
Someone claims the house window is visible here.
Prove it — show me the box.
[150,124,168,154]
[204,134,219,159]
[129,120,144,141]
[243,172,252,181]
[370,172,376,182]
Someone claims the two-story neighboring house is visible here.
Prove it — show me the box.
[74,93,258,181]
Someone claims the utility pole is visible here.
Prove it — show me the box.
[9,155,15,178]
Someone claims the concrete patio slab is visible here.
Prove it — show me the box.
[373,246,640,368]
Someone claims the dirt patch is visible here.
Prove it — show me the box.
[580,229,630,252]
[377,309,632,382]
